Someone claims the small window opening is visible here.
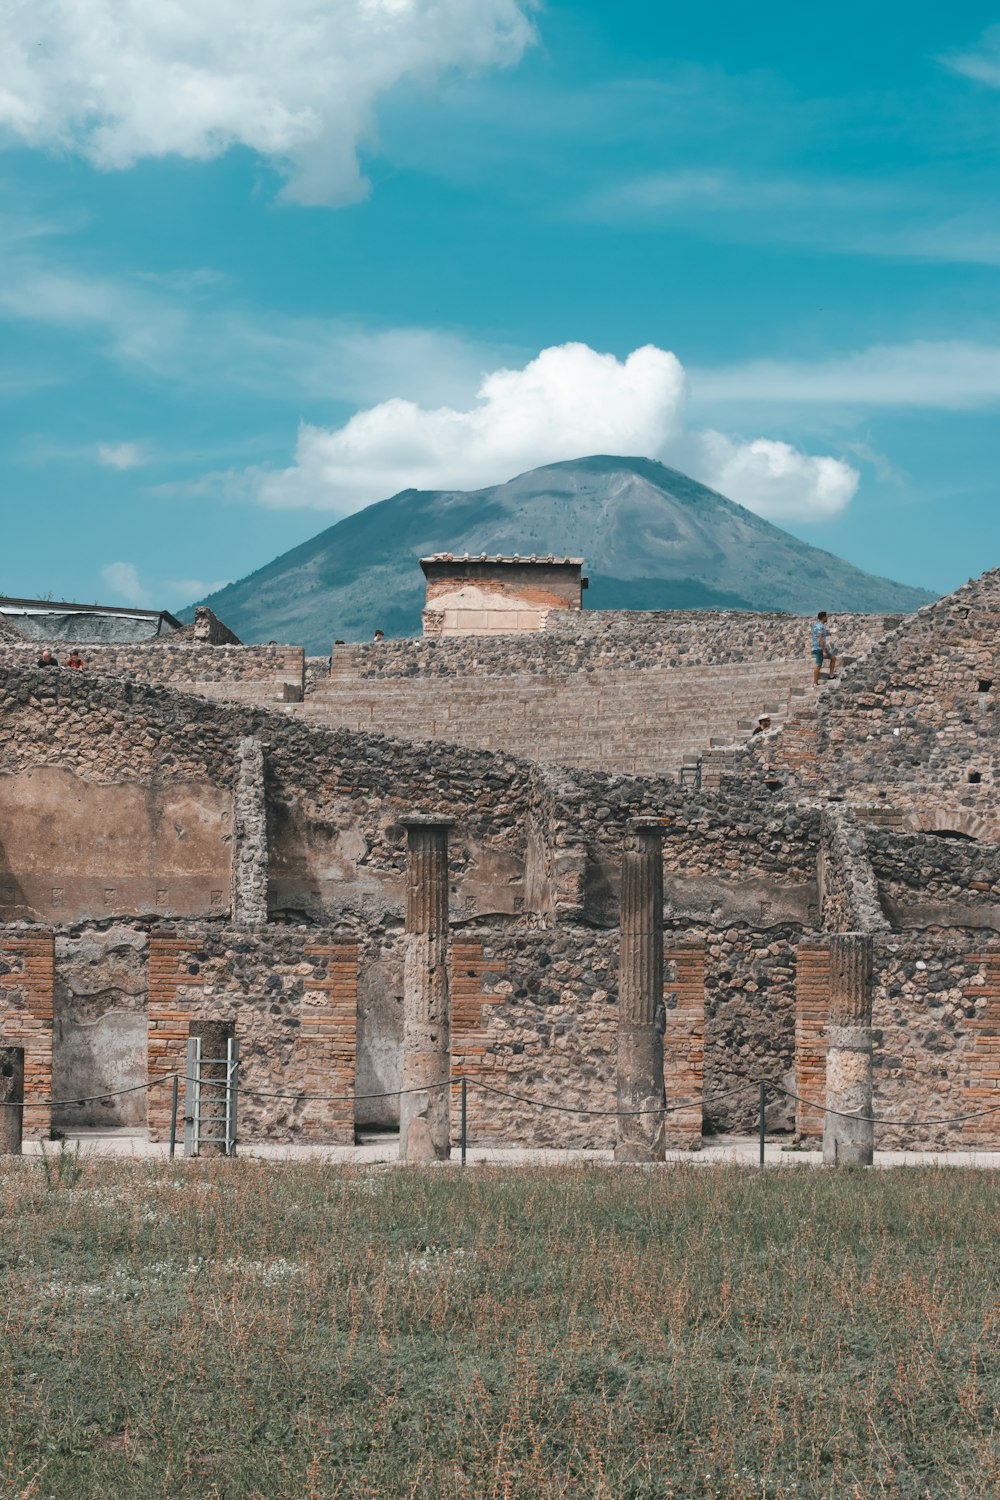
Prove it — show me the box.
[968,771,982,784]
[978,679,993,693]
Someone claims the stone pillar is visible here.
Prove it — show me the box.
[232,737,268,927]
[615,820,666,1162]
[399,817,453,1164]
[823,934,874,1166]
[0,1046,24,1155]
[189,1019,236,1157]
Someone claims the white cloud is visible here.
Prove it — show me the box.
[254,343,687,509]
[97,442,147,471]
[100,562,150,607]
[232,340,858,523]
[692,340,1000,409]
[942,26,1000,88]
[164,576,231,601]
[692,432,859,522]
[0,224,508,404]
[0,0,536,205]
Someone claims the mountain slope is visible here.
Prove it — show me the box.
[197,456,936,649]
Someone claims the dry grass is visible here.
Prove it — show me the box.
[0,1158,998,1498]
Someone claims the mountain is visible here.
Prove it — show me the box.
[195,456,937,649]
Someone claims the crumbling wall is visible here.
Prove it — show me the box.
[328,609,889,679]
[148,926,357,1143]
[52,924,148,1129]
[0,641,303,703]
[818,806,890,934]
[867,828,1000,931]
[760,573,1000,821]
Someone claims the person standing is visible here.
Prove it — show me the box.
[811,612,837,685]
[35,649,59,668]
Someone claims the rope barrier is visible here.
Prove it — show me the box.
[465,1078,756,1118]
[771,1083,1000,1129]
[3,1071,1000,1133]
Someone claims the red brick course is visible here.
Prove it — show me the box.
[0,929,55,1139]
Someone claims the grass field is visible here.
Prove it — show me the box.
[1,1157,998,1499]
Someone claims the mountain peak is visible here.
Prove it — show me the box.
[197,457,936,648]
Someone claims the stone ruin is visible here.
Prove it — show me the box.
[1,565,999,1155]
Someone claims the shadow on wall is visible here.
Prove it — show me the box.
[0,830,29,920]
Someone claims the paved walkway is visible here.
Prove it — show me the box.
[18,1131,1000,1169]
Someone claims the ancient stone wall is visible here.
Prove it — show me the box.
[0,641,304,703]
[758,573,1000,824]
[447,928,706,1150]
[818,806,889,935]
[328,609,890,679]
[52,924,148,1129]
[796,934,1000,1148]
[867,828,1000,932]
[148,927,357,1144]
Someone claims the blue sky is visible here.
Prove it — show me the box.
[2,0,1000,610]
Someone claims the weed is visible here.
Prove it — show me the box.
[0,1162,997,1498]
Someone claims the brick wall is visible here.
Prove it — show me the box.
[449,938,514,1145]
[962,953,1000,1143]
[663,943,705,1148]
[794,945,829,1138]
[148,928,357,1144]
[0,929,55,1138]
[795,938,1000,1148]
[448,932,705,1150]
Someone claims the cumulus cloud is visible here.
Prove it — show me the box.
[0,0,536,204]
[256,343,685,508]
[97,442,147,471]
[100,562,150,607]
[693,432,860,522]
[237,340,858,522]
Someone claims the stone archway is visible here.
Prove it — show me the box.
[908,808,999,843]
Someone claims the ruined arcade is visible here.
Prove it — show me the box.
[1,563,999,1155]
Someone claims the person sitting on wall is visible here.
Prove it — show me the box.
[36,649,59,668]
[65,650,85,669]
[811,611,837,686]
[751,715,772,736]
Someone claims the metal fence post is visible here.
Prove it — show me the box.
[758,1080,766,1167]
[460,1076,467,1167]
[168,1073,179,1158]
[225,1036,240,1157]
[183,1036,200,1158]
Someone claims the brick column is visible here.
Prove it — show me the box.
[616,820,665,1161]
[823,934,874,1166]
[0,931,55,1139]
[794,945,829,1138]
[400,817,452,1164]
[662,943,705,1149]
[232,737,268,926]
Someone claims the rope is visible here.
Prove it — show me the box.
[772,1084,1000,1129]
[4,1072,1000,1133]
[464,1079,755,1118]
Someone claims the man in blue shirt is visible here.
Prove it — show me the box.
[811,612,837,686]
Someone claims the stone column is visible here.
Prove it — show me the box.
[232,737,268,927]
[399,817,453,1164]
[189,1019,236,1157]
[823,934,874,1166]
[615,820,666,1162]
[0,1046,24,1155]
